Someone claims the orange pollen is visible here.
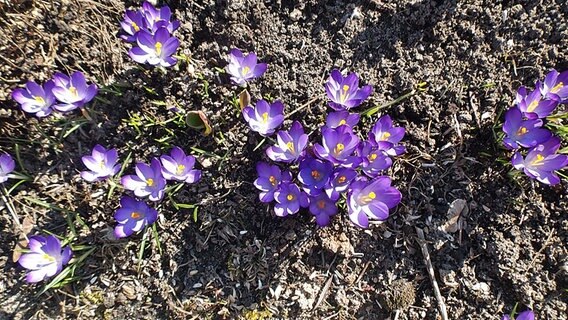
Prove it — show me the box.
[269,175,277,186]
[517,127,528,136]
[337,176,346,184]
[317,200,326,209]
[131,211,141,219]
[311,170,321,179]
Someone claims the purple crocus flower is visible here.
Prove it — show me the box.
[140,1,180,33]
[242,100,285,136]
[254,162,292,202]
[226,48,268,86]
[129,28,179,67]
[314,125,361,168]
[114,196,158,238]
[0,153,16,184]
[357,141,393,177]
[12,80,56,117]
[121,159,166,201]
[324,167,357,201]
[502,107,552,150]
[120,9,147,42]
[512,137,568,185]
[18,235,72,283]
[347,176,402,228]
[539,69,568,102]
[502,310,535,320]
[368,115,406,156]
[324,69,372,111]
[516,86,558,119]
[297,157,333,196]
[266,121,309,163]
[325,110,360,129]
[309,193,337,227]
[80,145,121,182]
[159,147,201,183]
[273,182,309,217]
[51,71,98,112]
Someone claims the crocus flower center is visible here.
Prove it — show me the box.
[155,42,162,55]
[69,86,78,97]
[334,143,345,155]
[551,82,564,93]
[146,178,154,186]
[131,22,140,32]
[34,96,45,104]
[359,191,377,204]
[340,85,350,102]
[381,132,391,141]
[131,211,141,219]
[262,112,269,123]
[311,170,321,180]
[242,66,250,76]
[517,127,528,136]
[368,153,378,162]
[99,160,106,169]
[176,164,185,175]
[286,193,295,201]
[531,154,545,165]
[41,253,55,263]
[368,191,376,199]
[269,175,277,186]
[338,119,346,126]
[526,100,539,113]
[337,175,346,184]
[286,142,295,154]
[317,200,326,209]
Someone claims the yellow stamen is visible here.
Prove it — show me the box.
[269,175,277,186]
[338,119,346,126]
[99,160,106,169]
[526,100,539,113]
[368,191,376,199]
[69,86,78,97]
[517,127,528,136]
[42,253,55,262]
[340,85,350,102]
[531,154,545,165]
[242,66,250,76]
[334,143,345,155]
[551,82,564,94]
[34,96,45,104]
[146,178,154,186]
[286,194,294,201]
[155,42,162,55]
[317,200,326,209]
[381,132,391,141]
[337,175,346,184]
[368,153,378,162]
[131,211,141,219]
[262,112,268,123]
[176,164,186,175]
[131,22,140,32]
[286,142,295,153]
[311,170,321,179]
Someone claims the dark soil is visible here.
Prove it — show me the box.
[0,0,567,319]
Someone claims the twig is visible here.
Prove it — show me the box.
[285,96,321,119]
[415,227,448,320]
[313,274,334,311]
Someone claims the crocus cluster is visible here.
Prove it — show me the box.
[79,145,201,238]
[18,235,72,283]
[226,48,268,86]
[12,71,97,117]
[0,153,15,184]
[244,67,403,228]
[121,1,180,67]
[503,69,568,185]
[502,309,535,320]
